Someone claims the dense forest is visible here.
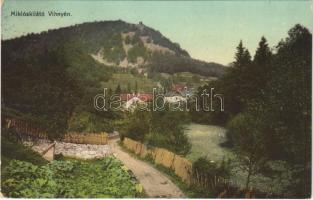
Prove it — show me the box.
[190,24,311,198]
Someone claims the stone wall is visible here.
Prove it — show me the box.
[29,141,111,160]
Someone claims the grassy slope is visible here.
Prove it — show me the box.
[101,71,215,93]
[101,73,158,92]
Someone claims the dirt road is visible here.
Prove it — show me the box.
[109,139,185,198]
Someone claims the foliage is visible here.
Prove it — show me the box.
[101,72,158,93]
[2,48,82,137]
[102,33,126,64]
[147,109,191,155]
[120,110,150,141]
[262,24,311,197]
[121,108,191,156]
[1,132,48,170]
[67,111,115,133]
[127,40,150,63]
[227,112,268,189]
[193,157,231,179]
[193,24,311,197]
[149,52,225,77]
[192,157,231,196]
[1,157,141,198]
[2,39,115,137]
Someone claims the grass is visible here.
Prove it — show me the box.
[118,141,211,198]
[161,71,216,89]
[101,73,158,92]
[184,123,233,162]
[101,71,215,94]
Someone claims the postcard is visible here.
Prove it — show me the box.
[1,0,312,198]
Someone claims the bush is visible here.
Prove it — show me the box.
[122,109,191,156]
[192,157,231,196]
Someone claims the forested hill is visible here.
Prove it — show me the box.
[2,20,225,77]
[2,20,225,136]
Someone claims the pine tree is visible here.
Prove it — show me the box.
[234,40,251,68]
[254,36,272,67]
[234,40,245,67]
[242,49,252,66]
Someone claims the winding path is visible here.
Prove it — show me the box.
[109,139,185,198]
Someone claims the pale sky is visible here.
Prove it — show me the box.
[2,0,312,65]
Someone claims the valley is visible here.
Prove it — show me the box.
[1,17,311,198]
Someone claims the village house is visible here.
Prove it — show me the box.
[120,93,153,111]
[164,84,194,104]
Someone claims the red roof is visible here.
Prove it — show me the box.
[172,84,186,92]
[120,93,153,102]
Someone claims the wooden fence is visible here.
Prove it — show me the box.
[3,117,49,140]
[63,132,108,145]
[122,137,278,198]
[123,137,193,184]
[3,117,108,145]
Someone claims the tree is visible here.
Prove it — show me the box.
[234,40,251,68]
[249,37,273,100]
[263,24,311,197]
[226,24,311,197]
[107,88,113,97]
[227,112,267,190]
[122,107,191,156]
[135,81,138,94]
[115,84,122,94]
[127,82,131,93]
[253,36,272,67]
[193,24,311,197]
[234,40,245,67]
[121,110,150,142]
[223,41,252,115]
[148,109,191,155]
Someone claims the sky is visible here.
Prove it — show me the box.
[2,0,312,65]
